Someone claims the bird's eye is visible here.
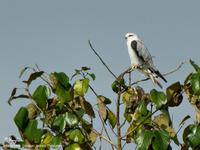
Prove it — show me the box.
[128,35,133,37]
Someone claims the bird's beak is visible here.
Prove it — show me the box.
[125,37,127,40]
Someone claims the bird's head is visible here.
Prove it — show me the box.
[125,32,138,40]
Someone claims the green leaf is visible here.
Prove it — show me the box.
[166,82,183,107]
[190,59,200,73]
[73,78,89,96]
[75,108,85,119]
[134,111,151,124]
[137,100,148,116]
[190,73,200,95]
[88,73,96,81]
[54,72,69,88]
[111,77,125,93]
[23,120,43,144]
[23,71,44,86]
[41,132,53,145]
[55,84,73,103]
[183,124,200,149]
[150,89,167,109]
[136,130,153,150]
[152,130,171,150]
[14,107,29,131]
[81,66,90,71]
[68,129,85,144]
[32,85,50,109]
[97,95,111,105]
[19,67,29,78]
[136,129,171,150]
[51,135,61,146]
[108,110,117,129]
[124,107,132,123]
[52,115,66,133]
[64,112,79,127]
[112,80,119,93]
[65,143,81,150]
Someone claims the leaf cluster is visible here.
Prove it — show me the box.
[3,60,200,150]
[6,66,98,150]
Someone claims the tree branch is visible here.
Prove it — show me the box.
[116,93,122,150]
[92,129,117,149]
[98,112,115,150]
[88,40,117,79]
[34,64,54,89]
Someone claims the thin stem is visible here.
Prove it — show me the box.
[89,85,98,97]
[129,71,131,86]
[175,124,184,137]
[116,93,122,150]
[92,129,117,149]
[99,125,103,150]
[88,40,117,79]
[98,113,115,150]
[120,119,126,129]
[34,64,54,89]
[122,142,127,149]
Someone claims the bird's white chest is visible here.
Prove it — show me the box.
[127,41,141,66]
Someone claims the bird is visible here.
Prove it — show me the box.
[125,32,167,88]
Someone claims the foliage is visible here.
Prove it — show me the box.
[2,60,200,150]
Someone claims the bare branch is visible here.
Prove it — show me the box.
[88,40,117,79]
[92,129,118,149]
[99,113,115,150]
[120,119,126,129]
[34,64,54,89]
[89,84,98,97]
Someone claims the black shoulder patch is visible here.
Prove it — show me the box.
[131,40,137,50]
[131,40,144,62]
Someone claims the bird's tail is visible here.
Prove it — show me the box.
[149,73,163,88]
[146,68,166,88]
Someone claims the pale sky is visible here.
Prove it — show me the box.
[0,1,200,149]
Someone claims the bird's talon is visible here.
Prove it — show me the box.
[132,65,140,70]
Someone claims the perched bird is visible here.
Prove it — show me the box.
[125,32,167,88]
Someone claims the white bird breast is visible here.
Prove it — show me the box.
[127,40,141,66]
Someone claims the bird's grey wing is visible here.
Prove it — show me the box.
[131,40,153,66]
[131,40,167,83]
